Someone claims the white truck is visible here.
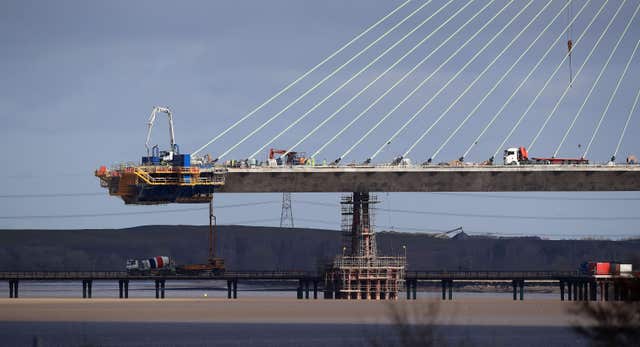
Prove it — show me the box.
[503,147,589,165]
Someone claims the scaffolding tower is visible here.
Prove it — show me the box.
[325,192,405,300]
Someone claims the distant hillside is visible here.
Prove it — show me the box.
[0,225,638,271]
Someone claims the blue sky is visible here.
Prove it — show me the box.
[1,0,639,238]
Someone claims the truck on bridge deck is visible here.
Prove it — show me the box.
[580,261,635,279]
[503,146,589,165]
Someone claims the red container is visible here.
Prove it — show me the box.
[595,262,611,275]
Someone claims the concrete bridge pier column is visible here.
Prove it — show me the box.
[118,280,124,299]
[512,280,517,301]
[441,280,447,300]
[227,280,232,299]
[586,282,591,301]
[313,280,318,299]
[573,281,578,301]
[323,280,333,299]
[154,280,160,299]
[584,282,589,301]
[577,282,583,301]
[448,280,453,300]
[232,279,238,299]
[590,281,597,301]
[407,280,412,300]
[519,280,524,301]
[160,280,166,299]
[585,282,590,300]
[567,282,572,301]
[297,280,303,299]
[8,280,18,298]
[560,281,565,301]
[599,282,604,301]
[412,280,417,300]
[82,280,87,299]
[304,280,310,299]
[604,282,609,301]
[124,280,129,299]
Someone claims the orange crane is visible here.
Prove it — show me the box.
[269,148,307,165]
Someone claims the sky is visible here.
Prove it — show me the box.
[1,0,639,239]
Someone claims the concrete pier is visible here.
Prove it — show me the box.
[512,280,524,300]
[304,280,310,299]
[405,279,417,300]
[118,280,129,299]
[233,279,237,299]
[154,280,166,299]
[8,280,18,298]
[440,280,453,300]
[82,280,92,299]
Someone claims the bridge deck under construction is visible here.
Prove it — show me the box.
[97,164,640,204]
[219,165,640,192]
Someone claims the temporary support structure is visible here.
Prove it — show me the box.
[325,192,405,300]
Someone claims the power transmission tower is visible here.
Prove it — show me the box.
[280,192,294,228]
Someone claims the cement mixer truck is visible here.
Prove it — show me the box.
[126,256,175,275]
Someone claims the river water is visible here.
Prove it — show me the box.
[0,281,588,347]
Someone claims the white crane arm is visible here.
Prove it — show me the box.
[145,106,175,155]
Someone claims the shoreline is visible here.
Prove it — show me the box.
[0,297,584,327]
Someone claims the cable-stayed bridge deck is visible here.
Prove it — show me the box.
[96,164,640,204]
[219,165,640,192]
